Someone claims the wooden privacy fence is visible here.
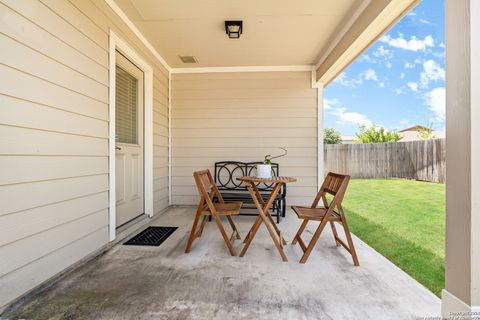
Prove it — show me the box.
[324,139,446,183]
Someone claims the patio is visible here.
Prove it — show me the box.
[3,206,440,320]
[1,0,479,317]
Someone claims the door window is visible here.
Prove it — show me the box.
[115,65,138,144]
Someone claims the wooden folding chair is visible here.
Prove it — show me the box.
[291,172,359,265]
[185,169,242,256]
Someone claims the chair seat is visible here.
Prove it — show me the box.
[291,206,341,221]
[204,201,243,216]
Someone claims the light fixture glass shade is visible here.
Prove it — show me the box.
[228,25,240,33]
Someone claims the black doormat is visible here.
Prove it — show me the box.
[124,226,178,246]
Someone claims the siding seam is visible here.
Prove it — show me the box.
[0,63,109,105]
[0,207,108,249]
[0,224,107,278]
[1,2,108,71]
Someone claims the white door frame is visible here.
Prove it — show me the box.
[108,30,154,241]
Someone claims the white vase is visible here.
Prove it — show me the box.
[256,164,272,178]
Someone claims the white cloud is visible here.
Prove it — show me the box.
[432,51,446,58]
[326,99,373,127]
[419,18,432,25]
[439,42,445,48]
[380,34,434,52]
[420,59,445,88]
[407,12,417,17]
[400,73,406,79]
[424,87,446,122]
[394,87,405,95]
[324,98,340,110]
[330,107,373,127]
[333,69,381,88]
[385,62,392,68]
[333,72,363,87]
[359,54,373,63]
[363,69,378,81]
[378,82,385,88]
[407,82,418,92]
[404,62,415,69]
[373,45,393,59]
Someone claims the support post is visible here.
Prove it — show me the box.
[442,0,480,317]
[317,84,325,190]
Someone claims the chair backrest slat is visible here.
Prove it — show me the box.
[312,172,350,210]
[193,169,223,212]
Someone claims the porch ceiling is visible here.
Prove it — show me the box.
[113,0,368,68]
[113,0,419,85]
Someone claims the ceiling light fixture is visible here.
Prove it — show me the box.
[225,20,243,39]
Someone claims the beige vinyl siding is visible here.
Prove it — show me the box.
[171,71,318,206]
[0,0,169,309]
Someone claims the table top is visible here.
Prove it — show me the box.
[236,176,297,183]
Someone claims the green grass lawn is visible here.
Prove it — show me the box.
[342,179,445,296]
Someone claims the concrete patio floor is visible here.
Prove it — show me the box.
[2,206,440,320]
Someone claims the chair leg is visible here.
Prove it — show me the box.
[292,219,308,245]
[197,215,208,237]
[299,217,330,264]
[226,215,241,240]
[212,214,237,256]
[329,221,341,247]
[185,206,203,253]
[340,215,360,266]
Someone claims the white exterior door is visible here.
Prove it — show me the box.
[115,51,144,227]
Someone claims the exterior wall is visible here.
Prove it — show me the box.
[0,0,169,309]
[171,71,318,206]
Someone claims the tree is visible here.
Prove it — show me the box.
[417,123,438,140]
[324,128,342,144]
[355,125,402,143]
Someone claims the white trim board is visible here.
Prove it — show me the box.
[108,30,154,241]
[168,76,172,205]
[442,289,480,319]
[317,85,325,189]
[314,0,371,69]
[171,65,315,74]
[104,0,171,73]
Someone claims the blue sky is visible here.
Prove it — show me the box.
[324,0,445,136]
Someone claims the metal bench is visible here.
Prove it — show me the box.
[213,161,286,223]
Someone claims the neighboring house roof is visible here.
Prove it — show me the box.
[398,125,445,141]
[340,126,445,143]
[399,130,423,141]
[341,135,359,144]
[399,125,429,133]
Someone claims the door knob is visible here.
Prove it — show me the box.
[115,146,122,150]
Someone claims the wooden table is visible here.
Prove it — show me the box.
[236,176,297,261]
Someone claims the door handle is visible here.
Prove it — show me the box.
[115,146,122,150]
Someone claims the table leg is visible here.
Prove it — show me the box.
[243,215,261,243]
[252,183,287,245]
[239,182,288,261]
